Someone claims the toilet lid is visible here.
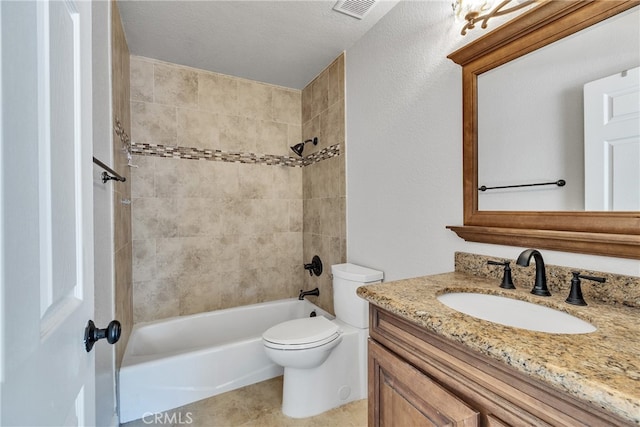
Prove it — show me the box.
[262,316,340,348]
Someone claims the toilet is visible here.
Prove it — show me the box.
[262,263,383,418]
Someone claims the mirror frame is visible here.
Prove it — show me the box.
[447,0,640,259]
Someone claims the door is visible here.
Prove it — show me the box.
[1,0,95,425]
[584,67,640,211]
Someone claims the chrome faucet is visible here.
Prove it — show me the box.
[516,249,551,296]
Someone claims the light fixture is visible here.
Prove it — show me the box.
[453,0,539,35]
[290,137,318,157]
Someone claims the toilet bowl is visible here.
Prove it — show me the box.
[263,316,343,369]
[262,263,383,418]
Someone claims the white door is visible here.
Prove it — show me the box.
[1,0,96,425]
[584,66,640,211]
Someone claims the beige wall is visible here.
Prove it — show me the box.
[130,57,307,323]
[302,55,346,314]
[111,0,133,367]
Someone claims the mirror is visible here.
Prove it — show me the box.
[477,8,639,212]
[447,0,640,259]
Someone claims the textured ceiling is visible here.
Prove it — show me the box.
[117,0,400,89]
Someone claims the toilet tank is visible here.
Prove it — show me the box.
[332,263,383,328]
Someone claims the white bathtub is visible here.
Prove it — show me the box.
[119,298,331,423]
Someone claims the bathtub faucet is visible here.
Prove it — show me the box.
[304,255,323,276]
[298,288,320,300]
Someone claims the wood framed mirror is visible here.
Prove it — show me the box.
[447,0,640,259]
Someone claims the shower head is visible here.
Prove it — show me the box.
[291,142,305,157]
[290,137,318,157]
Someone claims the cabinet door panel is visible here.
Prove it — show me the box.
[380,377,440,427]
[370,339,479,427]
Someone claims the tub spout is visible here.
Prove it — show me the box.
[298,288,320,300]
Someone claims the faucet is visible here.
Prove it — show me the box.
[516,249,551,296]
[487,260,515,289]
[566,271,606,306]
[298,288,320,300]
[304,255,323,277]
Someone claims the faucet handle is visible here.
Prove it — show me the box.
[304,255,323,277]
[566,271,606,306]
[487,260,516,289]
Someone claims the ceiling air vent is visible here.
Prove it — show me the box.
[333,0,377,20]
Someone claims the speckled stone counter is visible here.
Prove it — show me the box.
[357,269,640,424]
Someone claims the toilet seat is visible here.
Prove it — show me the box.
[263,316,341,350]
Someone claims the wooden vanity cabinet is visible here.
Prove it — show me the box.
[369,339,479,426]
[368,305,631,427]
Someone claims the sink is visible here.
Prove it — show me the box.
[437,293,596,334]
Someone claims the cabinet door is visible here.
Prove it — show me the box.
[369,340,479,427]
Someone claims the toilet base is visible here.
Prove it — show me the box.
[281,325,368,418]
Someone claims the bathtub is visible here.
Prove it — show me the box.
[119,298,331,423]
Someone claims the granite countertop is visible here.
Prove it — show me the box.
[357,271,640,424]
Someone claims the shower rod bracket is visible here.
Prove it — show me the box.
[101,171,126,184]
[94,156,126,184]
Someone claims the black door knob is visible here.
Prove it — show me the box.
[84,319,121,352]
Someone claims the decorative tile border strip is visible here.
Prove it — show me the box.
[131,142,341,168]
[302,144,341,166]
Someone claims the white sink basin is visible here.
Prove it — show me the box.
[437,293,596,334]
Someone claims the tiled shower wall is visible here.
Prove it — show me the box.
[111,0,133,367]
[302,55,346,314]
[130,56,306,323]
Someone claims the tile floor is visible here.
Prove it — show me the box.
[122,376,368,427]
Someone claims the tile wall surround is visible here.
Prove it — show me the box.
[130,55,302,155]
[302,55,347,314]
[112,0,133,368]
[455,252,640,307]
[131,54,348,323]
[131,154,303,323]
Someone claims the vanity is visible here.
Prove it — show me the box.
[356,2,640,424]
[358,259,640,426]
